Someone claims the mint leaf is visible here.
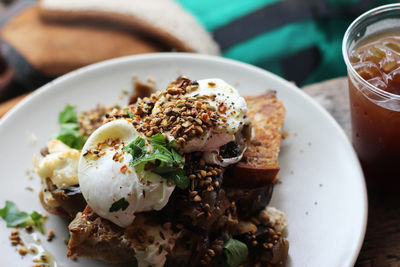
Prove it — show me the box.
[224,238,248,267]
[109,198,129,212]
[56,105,86,149]
[0,201,46,234]
[59,104,78,124]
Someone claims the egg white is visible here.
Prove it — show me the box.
[78,119,175,227]
[163,78,247,153]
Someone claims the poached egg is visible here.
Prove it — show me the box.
[78,119,175,228]
[152,78,248,153]
[78,78,248,228]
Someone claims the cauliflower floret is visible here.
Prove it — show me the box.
[35,140,80,188]
[259,206,288,234]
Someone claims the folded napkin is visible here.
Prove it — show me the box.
[0,0,219,93]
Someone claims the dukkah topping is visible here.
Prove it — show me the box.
[105,76,232,146]
[78,104,120,137]
[83,137,123,160]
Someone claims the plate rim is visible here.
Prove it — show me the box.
[0,52,368,266]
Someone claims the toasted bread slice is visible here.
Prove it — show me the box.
[68,204,289,266]
[68,206,180,264]
[66,91,287,265]
[224,91,286,188]
[67,206,136,263]
[39,180,86,219]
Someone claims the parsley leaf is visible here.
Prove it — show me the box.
[123,134,188,189]
[152,166,189,189]
[0,201,30,227]
[57,123,86,149]
[109,198,129,212]
[29,211,45,234]
[171,148,183,165]
[133,152,174,166]
[147,133,167,146]
[58,104,78,124]
[122,137,146,160]
[123,108,134,118]
[224,238,248,267]
[56,105,86,150]
[0,201,46,234]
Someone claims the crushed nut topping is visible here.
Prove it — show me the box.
[104,76,233,147]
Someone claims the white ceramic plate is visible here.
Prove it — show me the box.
[0,53,367,267]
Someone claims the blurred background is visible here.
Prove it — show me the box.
[0,0,397,103]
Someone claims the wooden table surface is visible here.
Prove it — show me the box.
[303,77,400,267]
[0,77,399,266]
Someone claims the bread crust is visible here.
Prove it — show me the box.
[39,190,71,218]
[224,91,285,188]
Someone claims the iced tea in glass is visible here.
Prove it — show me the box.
[343,4,400,192]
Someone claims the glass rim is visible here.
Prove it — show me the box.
[342,3,400,100]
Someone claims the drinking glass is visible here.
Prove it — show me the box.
[343,4,400,192]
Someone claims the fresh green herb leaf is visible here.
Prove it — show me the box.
[29,211,45,234]
[147,133,167,146]
[109,198,129,212]
[152,143,173,156]
[122,137,146,160]
[59,122,79,131]
[171,148,183,165]
[224,238,248,267]
[167,140,175,149]
[0,201,46,234]
[0,201,30,227]
[132,153,174,166]
[57,124,86,150]
[123,135,189,189]
[123,108,134,118]
[56,105,86,149]
[58,104,78,124]
[152,167,189,189]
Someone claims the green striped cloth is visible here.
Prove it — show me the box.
[177,0,397,85]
